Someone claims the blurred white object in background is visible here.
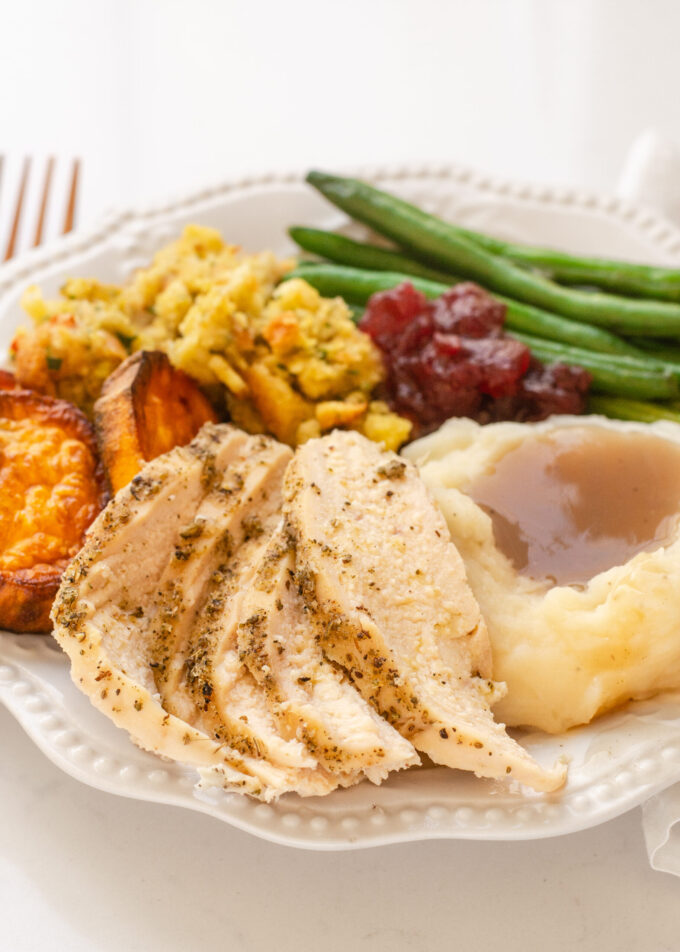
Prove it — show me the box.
[618,129,680,226]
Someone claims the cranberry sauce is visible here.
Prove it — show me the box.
[359,282,591,435]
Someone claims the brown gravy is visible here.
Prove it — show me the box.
[466,426,680,587]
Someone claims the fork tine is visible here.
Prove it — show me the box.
[62,158,80,235]
[33,156,55,247]
[4,156,31,261]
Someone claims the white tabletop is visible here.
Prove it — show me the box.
[2,706,679,952]
[3,1,680,948]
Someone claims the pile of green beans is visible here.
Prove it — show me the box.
[287,172,680,425]
[305,171,680,336]
[289,232,645,357]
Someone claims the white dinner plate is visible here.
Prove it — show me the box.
[2,163,680,850]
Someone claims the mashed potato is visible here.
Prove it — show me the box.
[403,415,680,734]
[12,225,410,449]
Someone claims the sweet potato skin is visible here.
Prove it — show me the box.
[94,350,219,494]
[0,567,62,633]
[0,390,108,633]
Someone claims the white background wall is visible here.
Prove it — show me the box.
[4,0,680,226]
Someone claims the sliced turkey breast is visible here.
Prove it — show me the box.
[283,431,566,793]
[52,424,338,800]
[237,524,419,781]
[152,434,356,791]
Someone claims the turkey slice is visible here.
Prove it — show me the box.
[283,430,566,793]
[147,431,352,791]
[237,523,419,781]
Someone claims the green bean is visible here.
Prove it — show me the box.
[509,331,680,401]
[306,171,680,336]
[501,297,643,356]
[288,262,645,357]
[288,262,444,304]
[289,227,456,284]
[632,338,680,364]
[437,227,680,302]
[587,395,680,425]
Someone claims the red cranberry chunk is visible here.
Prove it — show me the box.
[430,283,507,337]
[359,281,591,436]
[518,360,592,420]
[460,337,531,398]
[358,282,428,353]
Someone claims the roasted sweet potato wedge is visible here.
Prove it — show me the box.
[94,350,219,493]
[0,370,18,390]
[0,390,108,632]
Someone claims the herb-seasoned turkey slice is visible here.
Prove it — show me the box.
[237,524,419,780]
[145,429,344,792]
[283,431,566,793]
[52,425,338,800]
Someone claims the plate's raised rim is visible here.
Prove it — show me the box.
[3,161,680,851]
[3,632,680,851]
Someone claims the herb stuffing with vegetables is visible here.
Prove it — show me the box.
[10,225,409,449]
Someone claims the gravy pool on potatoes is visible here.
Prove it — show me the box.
[404,416,680,733]
[466,426,680,588]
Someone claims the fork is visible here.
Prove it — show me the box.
[1,156,81,261]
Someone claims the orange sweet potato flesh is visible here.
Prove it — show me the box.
[0,390,108,632]
[94,350,218,494]
[0,370,19,390]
